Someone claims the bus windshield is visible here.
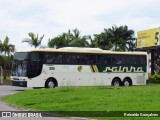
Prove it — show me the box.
[12,60,28,77]
[12,52,29,77]
[12,52,43,78]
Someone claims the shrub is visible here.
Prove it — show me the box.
[147,74,160,84]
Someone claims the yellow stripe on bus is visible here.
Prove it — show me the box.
[90,66,93,72]
[93,65,99,72]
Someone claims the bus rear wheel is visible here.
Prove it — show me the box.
[45,78,56,88]
[123,78,132,86]
[112,78,122,86]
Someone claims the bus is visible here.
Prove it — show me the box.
[11,47,148,88]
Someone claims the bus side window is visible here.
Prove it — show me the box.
[63,54,81,64]
[112,57,117,64]
[45,53,63,64]
[103,55,111,64]
[46,54,52,63]
[135,57,141,65]
[141,56,146,65]
[97,55,111,65]
[80,55,95,65]
[97,55,103,64]
[73,55,80,64]
[63,54,68,64]
[90,55,96,64]
[86,55,91,64]
[127,56,136,65]
[112,55,124,65]
[81,55,87,64]
[53,54,62,64]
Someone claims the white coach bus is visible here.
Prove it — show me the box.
[11,47,148,88]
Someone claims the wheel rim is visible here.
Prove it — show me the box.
[124,80,130,86]
[48,81,54,88]
[114,81,120,86]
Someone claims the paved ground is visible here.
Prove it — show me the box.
[0,85,31,111]
[0,85,90,120]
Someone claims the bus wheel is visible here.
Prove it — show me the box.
[123,78,132,86]
[112,78,121,86]
[45,78,55,88]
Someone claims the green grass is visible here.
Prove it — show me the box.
[3,85,160,119]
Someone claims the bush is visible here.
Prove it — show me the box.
[147,74,160,84]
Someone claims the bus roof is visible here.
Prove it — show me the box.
[15,47,147,55]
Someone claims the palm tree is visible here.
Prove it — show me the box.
[106,25,135,51]
[72,28,80,39]
[0,36,15,80]
[48,33,69,49]
[68,28,89,47]
[22,32,44,49]
[91,25,135,51]
[0,36,15,55]
[69,38,89,47]
[48,28,89,48]
[91,33,113,50]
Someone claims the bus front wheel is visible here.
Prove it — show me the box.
[45,78,56,88]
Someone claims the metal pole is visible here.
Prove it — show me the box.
[151,50,155,75]
[0,66,3,85]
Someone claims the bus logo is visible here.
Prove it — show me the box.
[103,66,144,73]
[77,66,83,72]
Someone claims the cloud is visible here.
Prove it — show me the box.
[0,0,160,50]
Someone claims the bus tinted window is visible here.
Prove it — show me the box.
[81,55,96,64]
[97,55,111,64]
[45,53,62,64]
[141,56,146,65]
[64,54,81,64]
[28,52,43,78]
[126,55,146,65]
[30,53,40,61]
[89,55,96,64]
[112,55,125,65]
[63,54,96,65]
[14,52,29,60]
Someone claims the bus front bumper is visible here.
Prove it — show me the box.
[12,81,27,87]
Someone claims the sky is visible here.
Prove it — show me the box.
[0,0,160,51]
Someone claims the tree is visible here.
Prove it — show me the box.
[0,36,15,80]
[48,28,89,48]
[48,33,69,48]
[69,28,89,47]
[90,33,113,50]
[0,36,15,55]
[91,25,136,51]
[126,38,136,51]
[105,25,135,51]
[69,38,89,47]
[22,32,44,49]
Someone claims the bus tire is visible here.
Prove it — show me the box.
[123,78,132,86]
[45,78,57,88]
[112,78,122,86]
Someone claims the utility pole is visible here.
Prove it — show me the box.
[151,49,155,75]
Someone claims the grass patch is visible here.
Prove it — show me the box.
[3,85,160,119]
